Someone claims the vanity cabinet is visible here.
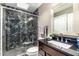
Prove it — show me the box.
[38,40,70,56]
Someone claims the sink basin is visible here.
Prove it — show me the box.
[48,40,72,49]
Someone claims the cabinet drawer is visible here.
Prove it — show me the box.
[39,49,45,56]
[43,45,65,56]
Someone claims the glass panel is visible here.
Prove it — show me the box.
[27,14,38,43]
[3,8,38,51]
[5,9,27,50]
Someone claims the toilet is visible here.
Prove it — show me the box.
[26,46,38,56]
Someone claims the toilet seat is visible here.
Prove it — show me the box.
[26,46,38,56]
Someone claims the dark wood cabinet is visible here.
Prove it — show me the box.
[38,40,66,56]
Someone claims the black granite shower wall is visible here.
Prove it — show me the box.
[3,8,38,51]
[27,15,38,43]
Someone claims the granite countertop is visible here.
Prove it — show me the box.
[38,39,79,56]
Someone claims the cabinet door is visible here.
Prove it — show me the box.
[39,41,65,56]
[43,45,65,56]
[39,49,45,56]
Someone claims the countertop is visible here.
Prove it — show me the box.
[38,39,79,56]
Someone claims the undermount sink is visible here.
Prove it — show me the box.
[48,40,72,49]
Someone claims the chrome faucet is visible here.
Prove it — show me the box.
[61,37,63,42]
[57,37,59,41]
[65,39,68,43]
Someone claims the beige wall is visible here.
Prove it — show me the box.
[38,3,54,37]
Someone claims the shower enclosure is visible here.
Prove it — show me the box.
[2,7,38,53]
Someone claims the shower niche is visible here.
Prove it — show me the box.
[3,8,38,51]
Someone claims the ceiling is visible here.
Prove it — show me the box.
[27,3,42,13]
[3,3,73,14]
[3,3,42,13]
[52,3,73,13]
[17,3,42,13]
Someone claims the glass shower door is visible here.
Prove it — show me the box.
[4,9,28,51]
